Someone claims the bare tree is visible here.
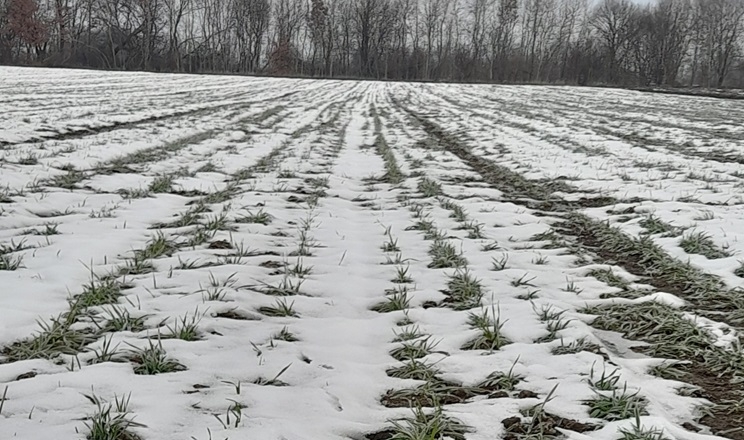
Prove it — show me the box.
[1,0,743,89]
[693,0,744,87]
[591,0,636,83]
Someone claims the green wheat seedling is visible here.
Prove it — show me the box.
[259,298,298,317]
[97,306,148,333]
[406,218,436,232]
[408,203,427,219]
[588,364,622,391]
[381,226,401,252]
[440,199,467,222]
[0,386,7,416]
[73,276,122,308]
[535,317,572,343]
[734,261,744,278]
[552,337,601,355]
[165,311,203,341]
[647,362,686,381]
[481,241,501,252]
[148,174,174,193]
[213,241,255,262]
[514,384,560,439]
[199,182,241,205]
[48,170,86,189]
[154,208,201,229]
[511,273,537,287]
[618,410,671,440]
[445,269,483,310]
[237,208,273,225]
[0,187,13,203]
[290,228,316,257]
[589,302,716,361]
[562,278,583,294]
[197,162,218,173]
[306,176,330,189]
[450,206,469,224]
[392,265,413,283]
[477,359,523,391]
[382,253,410,265]
[533,304,565,322]
[679,231,730,259]
[393,325,426,342]
[128,339,186,375]
[254,363,291,386]
[206,272,238,289]
[18,153,38,165]
[639,215,680,236]
[202,211,236,232]
[428,239,467,269]
[375,133,405,184]
[491,253,509,271]
[136,232,178,259]
[465,222,485,239]
[586,385,648,421]
[516,289,540,301]
[199,285,228,302]
[90,206,117,219]
[530,229,566,249]
[588,267,629,289]
[423,228,448,241]
[462,305,510,351]
[373,287,411,313]
[25,223,60,236]
[186,227,216,247]
[387,359,441,381]
[387,405,470,440]
[118,256,155,276]
[417,178,443,198]
[390,337,441,361]
[0,238,29,255]
[83,392,145,440]
[214,400,246,429]
[286,259,313,277]
[272,326,298,342]
[120,188,151,199]
[0,253,24,270]
[253,274,305,296]
[3,314,96,361]
[89,336,124,364]
[176,257,210,270]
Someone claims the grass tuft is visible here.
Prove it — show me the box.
[387,406,469,440]
[586,386,648,421]
[679,231,730,259]
[462,305,510,351]
[428,239,467,269]
[128,340,186,375]
[259,299,298,317]
[372,287,411,313]
[84,393,144,440]
[444,269,483,310]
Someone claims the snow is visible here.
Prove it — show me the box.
[0,66,738,440]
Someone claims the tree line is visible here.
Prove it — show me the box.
[1,0,743,88]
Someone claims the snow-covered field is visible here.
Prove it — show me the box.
[1,66,744,440]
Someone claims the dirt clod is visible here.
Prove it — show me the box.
[15,371,37,381]
[208,240,232,249]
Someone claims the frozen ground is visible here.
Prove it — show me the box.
[1,66,743,440]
